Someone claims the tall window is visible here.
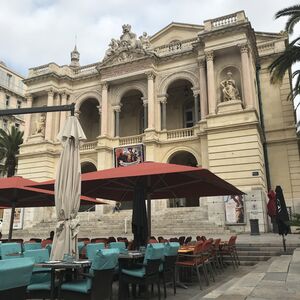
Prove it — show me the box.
[5,95,10,108]
[15,123,20,129]
[184,108,194,128]
[3,119,8,130]
[17,100,22,109]
[6,73,12,87]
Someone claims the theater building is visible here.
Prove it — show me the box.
[3,11,299,235]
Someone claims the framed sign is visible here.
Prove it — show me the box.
[13,208,24,229]
[114,144,145,167]
[224,195,245,224]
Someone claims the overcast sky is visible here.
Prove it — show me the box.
[0,0,299,76]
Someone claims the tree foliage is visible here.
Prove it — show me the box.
[0,126,24,177]
[269,4,300,101]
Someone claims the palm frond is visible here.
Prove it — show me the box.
[275,5,300,18]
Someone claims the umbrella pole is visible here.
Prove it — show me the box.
[147,193,151,239]
[282,234,287,252]
[8,201,16,241]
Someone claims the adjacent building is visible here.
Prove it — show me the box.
[3,11,300,234]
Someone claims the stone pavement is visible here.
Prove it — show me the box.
[110,246,300,299]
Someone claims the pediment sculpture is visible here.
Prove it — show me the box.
[102,24,152,64]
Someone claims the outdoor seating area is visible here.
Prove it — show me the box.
[0,234,240,299]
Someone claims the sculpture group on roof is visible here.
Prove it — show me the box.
[103,24,151,61]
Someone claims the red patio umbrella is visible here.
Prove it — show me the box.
[32,162,244,237]
[0,176,103,240]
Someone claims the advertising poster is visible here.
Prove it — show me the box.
[13,208,24,229]
[114,144,144,167]
[224,195,245,224]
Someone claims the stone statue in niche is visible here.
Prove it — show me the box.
[220,71,240,102]
[35,113,46,136]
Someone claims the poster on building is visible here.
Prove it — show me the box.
[224,195,245,224]
[114,144,145,167]
[13,208,24,229]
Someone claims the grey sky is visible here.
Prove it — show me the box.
[0,0,299,76]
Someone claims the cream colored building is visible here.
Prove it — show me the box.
[4,11,299,235]
[0,61,26,132]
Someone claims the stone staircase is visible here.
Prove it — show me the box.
[10,207,231,240]
[235,242,300,266]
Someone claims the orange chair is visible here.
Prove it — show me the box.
[219,236,239,269]
[176,241,205,289]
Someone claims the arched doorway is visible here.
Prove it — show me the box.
[81,162,97,174]
[79,98,100,141]
[79,162,97,212]
[165,80,197,130]
[168,151,199,207]
[119,90,144,137]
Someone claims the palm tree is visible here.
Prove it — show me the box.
[269,4,300,100]
[0,126,24,177]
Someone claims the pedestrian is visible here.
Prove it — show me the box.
[113,202,121,213]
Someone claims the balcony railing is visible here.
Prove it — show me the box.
[167,127,195,140]
[80,141,97,151]
[119,134,144,146]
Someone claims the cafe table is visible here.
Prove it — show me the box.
[35,259,91,300]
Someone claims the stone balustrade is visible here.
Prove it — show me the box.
[73,63,99,76]
[166,127,195,140]
[119,134,144,146]
[204,11,247,31]
[80,141,97,151]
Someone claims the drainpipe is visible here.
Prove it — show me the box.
[256,64,271,191]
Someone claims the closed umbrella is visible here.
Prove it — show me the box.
[51,116,86,260]
[275,185,291,252]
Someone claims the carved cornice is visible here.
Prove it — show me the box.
[113,104,122,112]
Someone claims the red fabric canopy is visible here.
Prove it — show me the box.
[0,176,103,208]
[32,162,244,201]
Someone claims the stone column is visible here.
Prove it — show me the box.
[142,97,148,131]
[60,91,68,132]
[113,105,121,137]
[240,43,252,108]
[193,91,200,123]
[96,105,101,135]
[206,51,216,115]
[146,72,155,129]
[53,93,60,139]
[160,95,167,130]
[101,82,108,136]
[45,89,54,140]
[24,94,33,141]
[198,58,208,119]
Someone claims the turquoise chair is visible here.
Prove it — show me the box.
[86,243,105,260]
[23,242,42,251]
[120,243,165,299]
[1,242,22,260]
[78,241,85,257]
[162,242,180,297]
[109,241,126,251]
[24,248,53,299]
[61,248,119,300]
[0,257,34,299]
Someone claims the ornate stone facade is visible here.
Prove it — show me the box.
[3,11,299,234]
